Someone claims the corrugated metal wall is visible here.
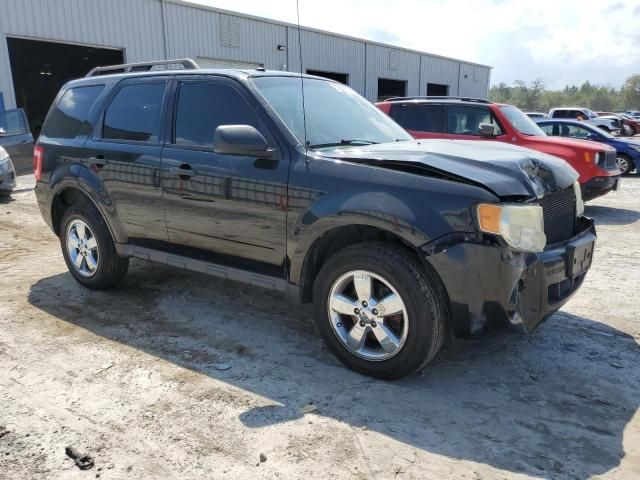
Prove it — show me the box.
[421,56,461,96]
[365,44,420,99]
[287,28,367,95]
[0,0,491,109]
[162,2,288,71]
[0,0,166,109]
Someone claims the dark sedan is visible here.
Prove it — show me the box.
[536,118,639,175]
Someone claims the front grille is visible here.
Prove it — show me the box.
[540,186,576,244]
[599,150,617,170]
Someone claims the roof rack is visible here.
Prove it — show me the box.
[86,58,200,77]
[385,96,491,104]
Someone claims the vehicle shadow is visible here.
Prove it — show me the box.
[585,205,640,225]
[28,263,639,479]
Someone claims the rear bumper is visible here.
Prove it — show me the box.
[424,217,596,337]
[581,174,621,201]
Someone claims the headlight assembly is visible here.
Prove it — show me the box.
[573,181,584,216]
[477,203,546,252]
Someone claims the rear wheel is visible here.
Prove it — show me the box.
[313,242,447,379]
[628,125,637,136]
[60,202,129,289]
[616,154,634,175]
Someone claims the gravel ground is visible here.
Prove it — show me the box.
[0,174,638,480]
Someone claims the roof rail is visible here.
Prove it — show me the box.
[385,96,491,104]
[86,58,200,77]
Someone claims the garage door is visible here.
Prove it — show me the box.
[196,57,262,69]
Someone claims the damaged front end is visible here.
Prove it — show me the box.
[423,210,595,337]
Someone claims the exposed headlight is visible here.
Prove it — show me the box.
[573,181,584,216]
[477,203,546,252]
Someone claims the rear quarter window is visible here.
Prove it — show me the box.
[389,103,443,132]
[102,83,166,143]
[42,85,105,139]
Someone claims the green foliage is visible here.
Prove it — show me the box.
[489,76,640,112]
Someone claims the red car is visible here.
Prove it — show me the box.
[376,97,622,200]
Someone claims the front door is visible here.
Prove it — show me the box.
[443,105,506,141]
[0,108,34,174]
[83,79,170,246]
[161,78,288,272]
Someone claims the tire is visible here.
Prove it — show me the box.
[313,242,447,380]
[616,154,634,176]
[628,125,637,136]
[60,201,129,289]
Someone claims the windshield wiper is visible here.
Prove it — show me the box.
[307,139,379,149]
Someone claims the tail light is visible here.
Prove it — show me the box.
[34,145,43,181]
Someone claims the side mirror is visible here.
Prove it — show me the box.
[214,125,274,159]
[585,133,599,141]
[478,122,496,137]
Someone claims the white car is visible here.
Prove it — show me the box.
[0,146,17,195]
[548,107,621,133]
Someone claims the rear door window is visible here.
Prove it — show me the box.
[42,85,104,139]
[389,103,444,133]
[0,109,28,136]
[559,124,592,139]
[445,105,502,136]
[103,83,166,143]
[539,124,556,135]
[174,81,261,147]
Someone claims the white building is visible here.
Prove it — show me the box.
[0,0,491,132]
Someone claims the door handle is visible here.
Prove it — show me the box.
[169,165,196,179]
[87,155,107,169]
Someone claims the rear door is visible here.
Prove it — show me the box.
[160,77,288,270]
[388,103,444,139]
[443,105,506,141]
[82,78,170,246]
[0,108,34,174]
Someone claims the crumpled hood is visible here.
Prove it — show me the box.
[320,139,579,198]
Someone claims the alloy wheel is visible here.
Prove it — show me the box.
[66,219,99,277]
[616,156,630,174]
[327,270,409,361]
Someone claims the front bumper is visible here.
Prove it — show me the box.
[581,174,621,201]
[424,217,596,337]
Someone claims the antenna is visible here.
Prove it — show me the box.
[296,0,309,151]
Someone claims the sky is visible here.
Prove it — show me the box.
[186,0,640,89]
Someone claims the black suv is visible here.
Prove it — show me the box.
[35,59,596,379]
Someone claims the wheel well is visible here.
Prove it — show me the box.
[299,225,419,303]
[51,188,94,236]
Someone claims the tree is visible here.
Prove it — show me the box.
[489,75,640,111]
[621,75,640,110]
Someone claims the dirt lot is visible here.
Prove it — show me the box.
[0,174,639,480]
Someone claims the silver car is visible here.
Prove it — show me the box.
[0,145,17,195]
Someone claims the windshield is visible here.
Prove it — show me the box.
[252,77,412,149]
[499,105,546,136]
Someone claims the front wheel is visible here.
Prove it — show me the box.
[313,242,447,379]
[616,154,634,175]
